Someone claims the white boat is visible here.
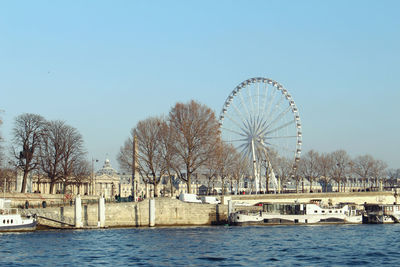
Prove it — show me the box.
[363,203,400,223]
[0,199,36,232]
[230,202,362,225]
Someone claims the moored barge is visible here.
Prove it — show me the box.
[230,202,362,226]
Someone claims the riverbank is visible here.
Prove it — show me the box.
[13,191,399,229]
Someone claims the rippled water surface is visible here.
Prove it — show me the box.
[1,224,400,266]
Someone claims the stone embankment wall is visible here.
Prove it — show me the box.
[4,192,98,208]
[22,197,228,228]
[105,198,227,227]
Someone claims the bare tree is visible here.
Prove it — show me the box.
[12,113,46,193]
[0,162,17,193]
[230,154,250,195]
[388,169,400,187]
[317,152,334,192]
[370,159,388,189]
[118,133,134,173]
[331,150,352,192]
[159,120,178,196]
[217,142,238,195]
[299,150,320,193]
[134,117,166,197]
[69,159,91,194]
[38,120,65,194]
[39,121,86,194]
[273,157,292,193]
[352,154,375,190]
[202,148,219,195]
[60,124,86,194]
[168,100,220,193]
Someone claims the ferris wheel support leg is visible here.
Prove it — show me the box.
[251,139,259,194]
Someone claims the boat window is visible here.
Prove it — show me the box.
[329,211,332,213]
[335,211,338,213]
[7,220,9,224]
[322,210,325,213]
[2,219,4,224]
[11,219,13,224]
[314,210,317,213]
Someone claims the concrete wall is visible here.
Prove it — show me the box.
[104,198,228,227]
[23,197,228,228]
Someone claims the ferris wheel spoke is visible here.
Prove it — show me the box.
[265,135,298,139]
[257,82,260,117]
[266,93,285,125]
[264,105,292,132]
[221,127,247,137]
[264,85,279,122]
[264,120,295,136]
[231,102,251,125]
[260,141,295,155]
[260,82,269,118]
[244,118,255,137]
[248,84,255,117]
[238,87,251,118]
[254,115,265,136]
[238,143,251,158]
[225,138,248,143]
[224,113,250,135]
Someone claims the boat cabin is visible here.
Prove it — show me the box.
[364,203,400,215]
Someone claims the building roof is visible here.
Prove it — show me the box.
[96,159,118,176]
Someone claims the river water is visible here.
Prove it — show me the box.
[1,224,399,266]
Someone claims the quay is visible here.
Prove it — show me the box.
[7,191,399,229]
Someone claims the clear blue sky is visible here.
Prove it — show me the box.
[1,0,399,170]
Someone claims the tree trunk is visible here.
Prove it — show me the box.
[154,182,158,197]
[186,174,191,194]
[21,171,28,193]
[169,175,174,197]
[49,181,55,194]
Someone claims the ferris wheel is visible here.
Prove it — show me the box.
[219,77,302,193]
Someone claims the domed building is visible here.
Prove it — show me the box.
[94,159,120,199]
